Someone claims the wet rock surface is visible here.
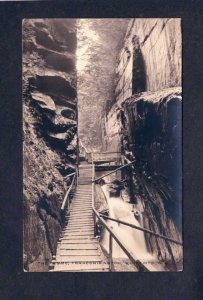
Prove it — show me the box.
[120,88,182,268]
[23,19,77,271]
[103,86,182,269]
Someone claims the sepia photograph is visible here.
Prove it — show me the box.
[23,18,183,272]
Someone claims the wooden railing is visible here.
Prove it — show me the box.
[92,160,136,183]
[91,163,149,272]
[92,152,121,165]
[61,172,77,224]
[99,214,183,246]
[91,160,183,271]
[92,205,149,272]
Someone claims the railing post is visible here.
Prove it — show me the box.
[109,233,113,271]
[92,162,96,236]
[67,195,70,211]
[93,213,96,237]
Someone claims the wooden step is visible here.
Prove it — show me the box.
[76,186,92,189]
[60,239,96,243]
[67,221,93,225]
[71,202,92,205]
[67,220,93,224]
[70,209,92,212]
[70,205,91,214]
[68,215,92,219]
[63,227,94,235]
[72,197,92,200]
[65,226,93,230]
[54,257,103,263]
[68,216,92,220]
[59,244,98,250]
[64,228,94,232]
[70,207,92,210]
[79,166,92,168]
[73,195,92,198]
[58,250,100,256]
[69,213,92,217]
[67,217,93,221]
[63,230,93,235]
[69,216,92,220]
[72,203,92,205]
[53,265,109,272]
[72,201,92,203]
[67,220,92,224]
[78,179,92,181]
[71,206,92,209]
[63,228,93,232]
[66,225,94,229]
[74,193,92,196]
[73,197,92,200]
[65,225,94,229]
[59,240,98,244]
[63,233,94,237]
[79,172,92,174]
[67,216,93,220]
[70,209,92,213]
[72,202,92,205]
[64,226,93,230]
[70,208,92,211]
[72,200,92,203]
[70,207,92,212]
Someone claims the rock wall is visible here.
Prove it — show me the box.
[120,87,182,269]
[104,87,182,269]
[23,19,77,271]
[102,19,182,269]
[113,18,181,107]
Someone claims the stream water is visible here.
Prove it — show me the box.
[100,175,165,271]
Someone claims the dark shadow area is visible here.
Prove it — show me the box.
[132,40,147,94]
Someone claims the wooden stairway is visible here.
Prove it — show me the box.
[51,163,109,272]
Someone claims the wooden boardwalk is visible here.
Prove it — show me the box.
[52,163,108,272]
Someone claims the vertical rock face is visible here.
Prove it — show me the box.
[113,18,181,106]
[77,19,129,150]
[103,19,182,268]
[23,19,77,271]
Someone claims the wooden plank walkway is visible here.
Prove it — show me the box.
[52,163,109,272]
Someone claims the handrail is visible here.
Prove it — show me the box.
[91,163,149,272]
[99,213,183,246]
[93,151,121,154]
[61,172,76,211]
[92,207,149,272]
[92,160,136,182]
[64,172,76,179]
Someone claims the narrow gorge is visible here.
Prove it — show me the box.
[23,18,182,272]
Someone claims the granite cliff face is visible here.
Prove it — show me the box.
[113,18,181,106]
[23,19,77,271]
[120,88,182,268]
[102,19,182,269]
